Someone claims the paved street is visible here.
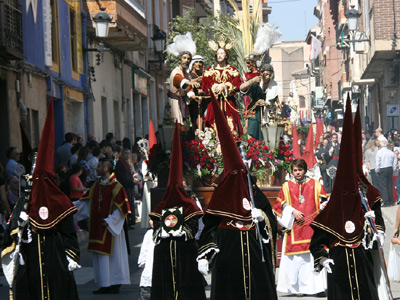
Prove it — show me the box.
[1,206,400,299]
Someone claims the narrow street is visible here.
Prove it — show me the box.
[1,206,400,299]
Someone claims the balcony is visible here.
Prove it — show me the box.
[84,0,147,52]
[0,0,23,60]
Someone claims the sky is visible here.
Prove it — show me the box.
[268,0,319,41]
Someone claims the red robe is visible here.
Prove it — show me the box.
[84,174,131,255]
[202,65,243,136]
[273,178,327,255]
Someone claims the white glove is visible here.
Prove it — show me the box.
[377,230,386,247]
[198,259,209,275]
[66,256,81,271]
[251,208,264,223]
[320,201,328,211]
[19,211,28,222]
[364,210,375,222]
[160,229,170,239]
[171,230,186,237]
[320,257,334,273]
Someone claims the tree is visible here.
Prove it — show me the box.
[165,9,239,70]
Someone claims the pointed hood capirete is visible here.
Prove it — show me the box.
[148,120,157,153]
[302,121,317,168]
[150,122,203,221]
[354,100,381,207]
[204,95,252,222]
[312,95,364,244]
[28,98,78,230]
[292,123,301,159]
[315,117,324,150]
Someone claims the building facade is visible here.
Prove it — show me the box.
[0,0,87,164]
[312,0,400,133]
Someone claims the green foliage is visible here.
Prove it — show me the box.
[166,9,240,72]
[296,124,310,138]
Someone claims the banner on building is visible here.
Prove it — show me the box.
[309,34,322,62]
[43,0,52,67]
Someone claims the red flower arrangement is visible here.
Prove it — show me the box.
[244,137,275,182]
[273,137,294,172]
[182,128,223,181]
[147,128,293,186]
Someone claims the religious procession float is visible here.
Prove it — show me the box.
[146,0,297,209]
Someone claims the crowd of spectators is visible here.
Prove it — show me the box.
[0,131,149,237]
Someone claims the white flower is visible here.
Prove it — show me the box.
[205,131,212,139]
[207,141,215,148]
[202,138,210,145]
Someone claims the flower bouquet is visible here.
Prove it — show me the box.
[273,138,294,173]
[182,127,223,185]
[244,137,275,184]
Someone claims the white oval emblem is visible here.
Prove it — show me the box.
[243,198,251,211]
[39,206,49,220]
[345,221,355,233]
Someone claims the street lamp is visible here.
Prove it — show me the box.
[152,26,167,54]
[344,5,369,45]
[84,9,112,64]
[149,25,167,69]
[344,5,361,32]
[93,8,112,38]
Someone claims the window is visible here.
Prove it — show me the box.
[50,0,60,72]
[299,96,306,108]
[69,8,78,73]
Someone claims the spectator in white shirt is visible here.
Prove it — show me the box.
[376,139,398,206]
[87,147,100,186]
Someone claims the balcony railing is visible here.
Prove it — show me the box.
[0,0,23,60]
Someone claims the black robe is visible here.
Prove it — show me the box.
[151,216,206,300]
[309,201,385,300]
[2,203,80,300]
[310,228,378,300]
[198,192,277,300]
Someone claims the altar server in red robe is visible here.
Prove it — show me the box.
[80,159,131,294]
[273,158,327,297]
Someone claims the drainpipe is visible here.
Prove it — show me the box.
[120,57,128,141]
[81,3,90,139]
